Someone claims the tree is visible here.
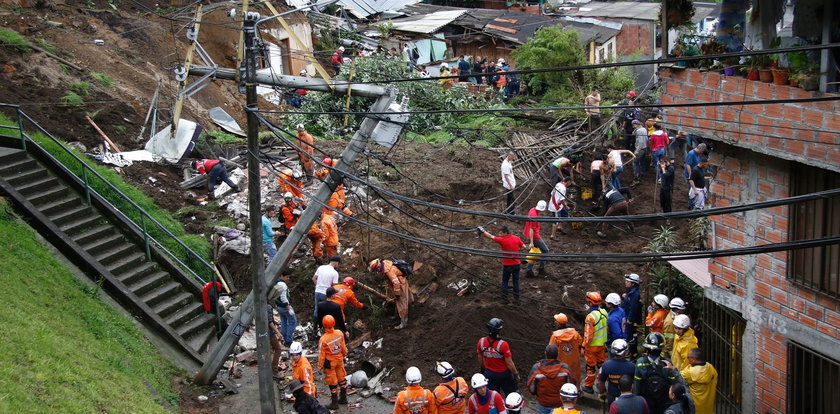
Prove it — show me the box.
[511,26,586,97]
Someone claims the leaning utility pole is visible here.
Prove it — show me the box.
[242,14,275,413]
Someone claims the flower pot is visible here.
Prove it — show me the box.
[758,69,773,83]
[789,78,799,87]
[772,69,789,85]
[747,69,760,81]
[723,66,736,76]
[800,74,819,91]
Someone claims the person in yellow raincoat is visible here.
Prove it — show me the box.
[680,347,718,414]
[671,314,698,372]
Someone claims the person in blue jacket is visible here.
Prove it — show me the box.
[622,273,643,359]
[605,292,626,354]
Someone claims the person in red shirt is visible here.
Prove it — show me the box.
[468,373,508,414]
[649,123,669,181]
[477,317,520,395]
[191,159,240,198]
[480,225,526,302]
[523,200,550,278]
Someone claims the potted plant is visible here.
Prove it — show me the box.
[722,56,739,76]
[793,66,820,91]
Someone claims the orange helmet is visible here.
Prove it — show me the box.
[554,313,568,325]
[368,259,381,271]
[586,291,602,306]
[343,277,355,287]
[322,315,335,329]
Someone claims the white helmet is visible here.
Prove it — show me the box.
[296,123,305,131]
[283,192,294,199]
[505,392,525,410]
[289,341,302,355]
[435,361,455,379]
[560,383,579,399]
[536,200,547,211]
[405,366,422,384]
[674,314,691,329]
[471,373,488,389]
[669,297,686,310]
[654,294,669,308]
[611,338,629,356]
[338,46,345,52]
[625,273,641,284]
[441,62,449,69]
[498,58,506,64]
[605,292,622,306]
[292,169,303,179]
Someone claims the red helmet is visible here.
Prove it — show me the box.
[628,91,636,98]
[322,156,333,166]
[586,291,602,306]
[322,315,335,329]
[343,277,355,287]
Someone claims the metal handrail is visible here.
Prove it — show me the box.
[0,103,212,285]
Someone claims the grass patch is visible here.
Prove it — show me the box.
[0,27,30,54]
[35,38,56,55]
[59,91,84,106]
[0,113,213,280]
[70,81,91,96]
[205,130,244,144]
[58,62,70,74]
[61,49,75,58]
[0,201,180,413]
[91,71,115,87]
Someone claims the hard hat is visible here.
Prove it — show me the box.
[643,332,665,350]
[628,91,636,98]
[338,46,345,52]
[669,297,686,310]
[611,339,629,356]
[289,341,302,355]
[292,169,303,179]
[495,62,503,68]
[368,259,381,271]
[289,379,304,393]
[435,361,455,379]
[322,315,335,329]
[343,277,355,287]
[296,123,305,130]
[605,292,622,306]
[654,294,669,308]
[498,58,506,64]
[405,366,422,384]
[674,314,691,329]
[525,247,541,264]
[471,373,488,389]
[586,291,602,306]
[350,370,368,388]
[554,313,568,325]
[322,156,332,166]
[486,318,504,335]
[560,383,579,399]
[283,192,293,199]
[536,200,547,211]
[505,392,525,410]
[625,273,641,284]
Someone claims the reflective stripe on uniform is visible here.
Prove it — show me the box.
[589,309,608,347]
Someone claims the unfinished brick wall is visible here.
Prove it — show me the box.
[659,67,840,167]
[756,326,788,414]
[615,23,652,55]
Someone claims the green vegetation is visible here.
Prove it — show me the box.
[0,27,30,54]
[60,91,85,106]
[35,38,57,54]
[205,129,245,144]
[645,226,704,317]
[0,113,212,280]
[61,49,76,58]
[71,81,91,96]
[0,200,179,413]
[58,62,70,74]
[92,71,115,87]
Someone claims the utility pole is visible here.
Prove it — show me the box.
[243,13,276,413]
[661,0,669,59]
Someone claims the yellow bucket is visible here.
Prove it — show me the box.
[571,221,584,230]
[526,247,542,264]
[581,187,593,201]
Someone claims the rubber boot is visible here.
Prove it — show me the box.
[338,387,348,404]
[395,317,408,330]
[328,392,339,410]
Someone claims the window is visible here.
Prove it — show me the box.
[788,342,840,413]
[789,164,840,297]
[700,298,744,414]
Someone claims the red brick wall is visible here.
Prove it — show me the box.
[659,68,840,167]
[616,23,652,55]
[756,327,788,414]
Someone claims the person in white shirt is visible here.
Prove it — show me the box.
[501,152,517,214]
[311,255,341,319]
[606,143,635,191]
[548,177,571,239]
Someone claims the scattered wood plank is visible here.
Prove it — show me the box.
[29,42,83,71]
[85,115,121,152]
[486,24,518,34]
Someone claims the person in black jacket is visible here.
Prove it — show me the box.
[316,287,347,337]
[290,379,329,414]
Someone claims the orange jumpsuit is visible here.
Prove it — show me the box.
[394,384,438,414]
[292,354,316,397]
[296,130,315,179]
[549,327,583,386]
[318,325,347,391]
[433,377,468,414]
[280,200,301,231]
[321,211,338,258]
[327,185,353,216]
[379,260,413,319]
[307,220,325,262]
[332,283,364,316]
[645,308,668,334]
[277,168,304,198]
[583,308,608,388]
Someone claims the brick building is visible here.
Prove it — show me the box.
[661,66,840,413]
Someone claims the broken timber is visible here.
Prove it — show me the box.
[189,66,387,98]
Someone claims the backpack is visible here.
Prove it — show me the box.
[392,258,413,277]
[410,48,420,61]
[640,359,669,400]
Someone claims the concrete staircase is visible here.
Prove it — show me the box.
[0,147,216,362]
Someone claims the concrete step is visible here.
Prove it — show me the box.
[141,282,182,308]
[93,243,136,265]
[115,262,157,286]
[0,148,26,165]
[0,158,38,176]
[25,182,67,203]
[80,232,124,253]
[38,196,83,217]
[152,291,195,318]
[165,302,206,328]
[176,312,216,340]
[71,224,115,246]
[47,204,94,226]
[128,271,170,297]
[6,168,48,186]
[186,323,217,354]
[59,214,102,235]
[105,252,146,275]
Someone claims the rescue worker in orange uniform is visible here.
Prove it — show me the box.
[394,366,438,414]
[327,185,353,216]
[552,384,584,414]
[307,218,325,264]
[369,258,414,330]
[332,277,365,321]
[548,313,582,386]
[279,192,303,233]
[318,315,348,409]
[295,124,315,182]
[278,167,304,198]
[321,210,339,258]
[289,341,316,397]
[581,292,608,394]
[645,294,669,334]
[527,344,574,413]
[432,361,468,414]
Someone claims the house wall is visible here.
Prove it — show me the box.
[662,68,840,414]
[615,22,652,55]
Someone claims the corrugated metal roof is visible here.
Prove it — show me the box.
[335,0,422,19]
[566,1,718,23]
[668,258,712,288]
[389,9,468,34]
